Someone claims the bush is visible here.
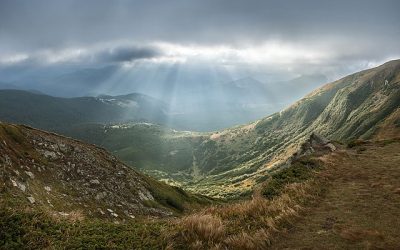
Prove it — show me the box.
[262,157,320,199]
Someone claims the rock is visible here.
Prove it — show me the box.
[11,180,27,192]
[25,171,35,179]
[18,183,26,192]
[292,133,336,161]
[95,192,107,200]
[41,150,58,160]
[10,179,18,187]
[90,179,100,185]
[138,190,154,201]
[325,143,337,151]
[4,155,11,166]
[27,196,35,204]
[44,186,51,192]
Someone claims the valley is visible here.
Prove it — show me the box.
[0,60,399,249]
[58,59,400,198]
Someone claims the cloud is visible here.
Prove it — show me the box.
[0,0,399,83]
[95,46,162,63]
[0,45,163,66]
[1,0,399,51]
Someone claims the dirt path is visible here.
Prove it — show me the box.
[271,140,400,249]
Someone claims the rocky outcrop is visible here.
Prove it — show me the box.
[292,133,337,160]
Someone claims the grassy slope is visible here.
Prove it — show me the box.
[0,122,212,219]
[271,139,400,249]
[0,122,214,249]
[0,207,169,249]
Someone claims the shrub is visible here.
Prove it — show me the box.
[262,157,320,199]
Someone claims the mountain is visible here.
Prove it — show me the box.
[69,60,400,198]
[187,59,400,197]
[0,122,210,221]
[0,63,327,131]
[0,90,167,133]
[0,73,327,132]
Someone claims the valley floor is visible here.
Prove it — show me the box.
[271,139,400,249]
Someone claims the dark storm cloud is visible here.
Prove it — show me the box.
[0,44,162,67]
[95,46,162,63]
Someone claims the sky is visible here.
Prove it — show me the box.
[1,0,399,72]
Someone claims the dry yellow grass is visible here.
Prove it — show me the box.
[171,179,322,249]
[179,214,225,244]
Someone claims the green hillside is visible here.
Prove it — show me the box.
[66,60,400,198]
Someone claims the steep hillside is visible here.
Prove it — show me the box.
[0,122,209,221]
[190,59,400,197]
[72,60,400,198]
[0,90,167,132]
